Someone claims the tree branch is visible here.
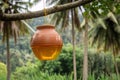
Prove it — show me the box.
[0,0,93,21]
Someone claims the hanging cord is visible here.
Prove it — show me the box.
[43,0,47,23]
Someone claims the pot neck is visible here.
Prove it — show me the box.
[37,24,55,30]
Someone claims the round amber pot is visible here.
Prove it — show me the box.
[30,24,63,60]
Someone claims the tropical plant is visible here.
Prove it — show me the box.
[0,62,7,80]
[0,0,92,21]
[0,0,41,80]
[12,61,73,80]
[83,1,120,80]
[81,17,89,80]
[89,13,120,79]
[12,43,119,79]
[46,0,83,80]
[47,0,81,30]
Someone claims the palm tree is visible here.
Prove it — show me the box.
[47,0,81,30]
[89,12,120,80]
[47,0,81,80]
[81,17,88,80]
[0,0,39,80]
[83,1,120,79]
[71,8,77,80]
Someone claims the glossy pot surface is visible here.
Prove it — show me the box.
[31,24,63,60]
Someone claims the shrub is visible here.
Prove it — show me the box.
[12,61,73,80]
[40,44,115,79]
[0,62,7,80]
[13,43,118,80]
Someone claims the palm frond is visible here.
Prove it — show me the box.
[47,0,82,31]
[51,12,62,26]
[89,12,120,55]
[0,20,29,44]
[46,0,59,6]
[11,21,19,43]
[61,10,70,29]
[0,21,4,32]
[28,0,41,7]
[21,20,35,33]
[15,20,29,36]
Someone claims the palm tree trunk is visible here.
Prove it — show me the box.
[72,8,77,80]
[6,29,11,80]
[113,55,119,80]
[83,18,88,80]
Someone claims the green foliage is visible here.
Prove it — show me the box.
[12,62,39,80]
[27,17,44,29]
[84,0,120,18]
[38,44,116,79]
[1,38,119,80]
[88,73,120,80]
[20,73,73,80]
[116,57,120,72]
[89,12,120,55]
[12,61,73,80]
[47,0,82,30]
[0,62,6,80]
[40,44,82,75]
[84,0,120,55]
[0,37,35,72]
[12,61,120,80]
[88,53,114,79]
[10,43,120,80]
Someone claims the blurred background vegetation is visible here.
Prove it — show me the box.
[0,0,120,80]
[0,33,120,80]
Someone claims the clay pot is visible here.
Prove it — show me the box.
[30,24,63,60]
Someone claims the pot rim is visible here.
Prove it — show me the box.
[37,24,55,29]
